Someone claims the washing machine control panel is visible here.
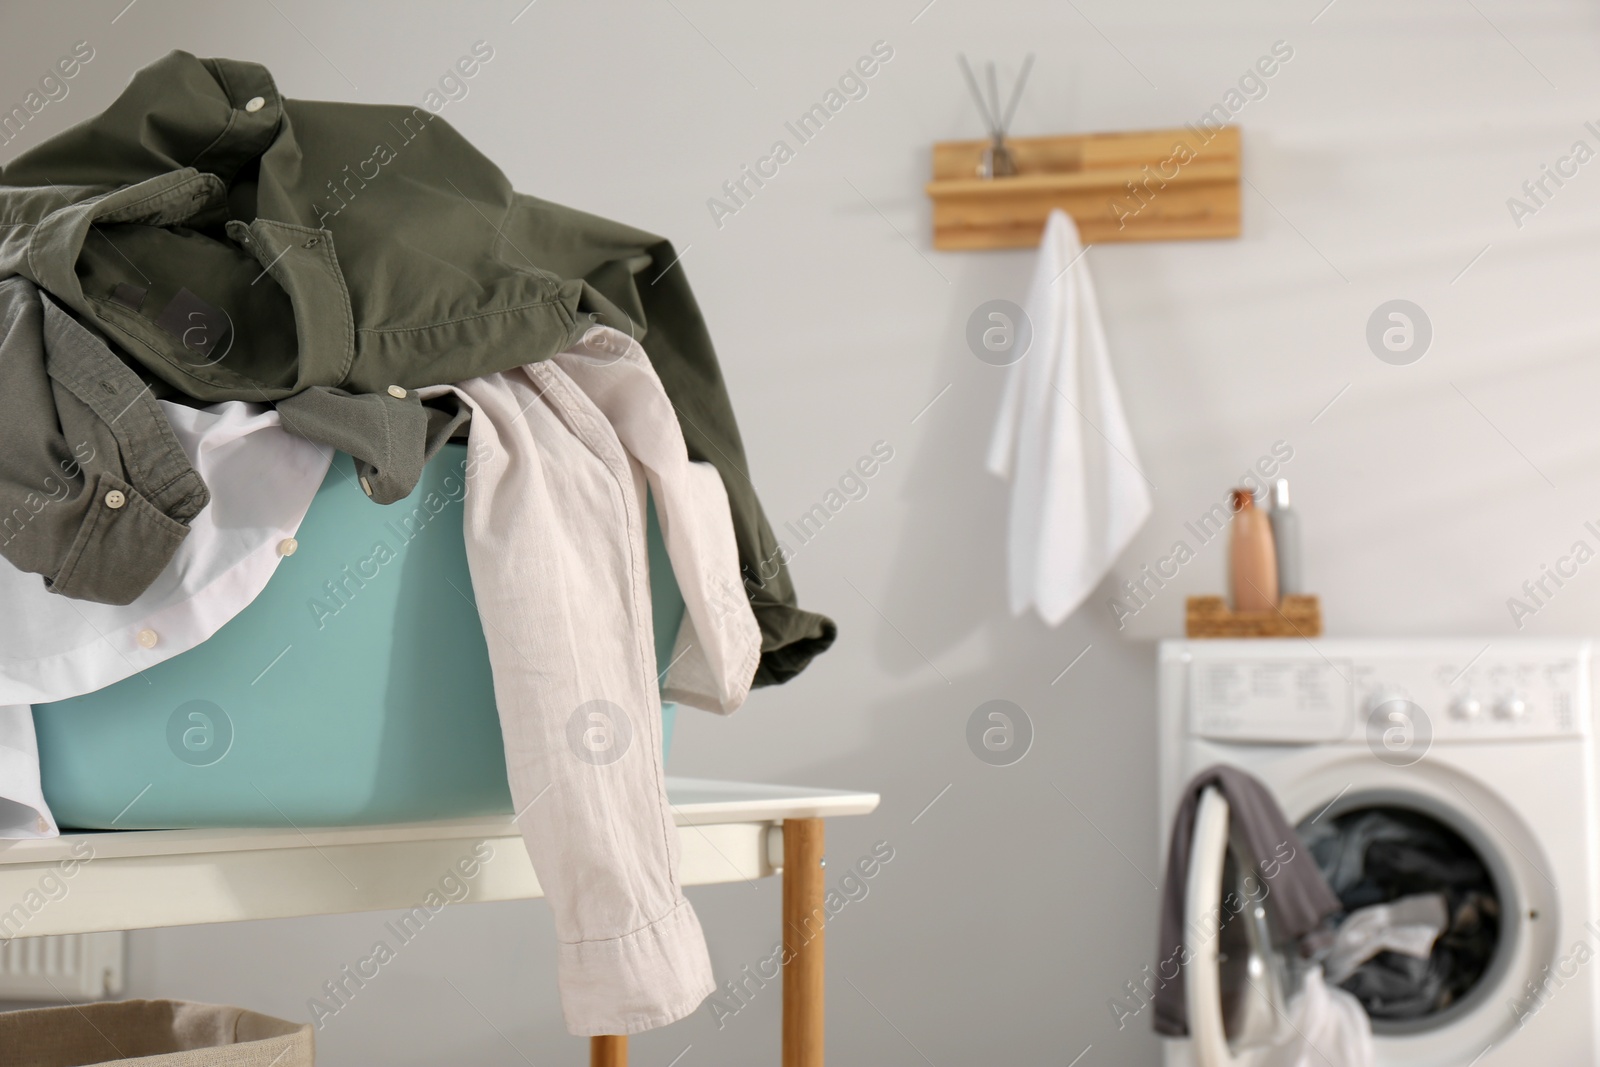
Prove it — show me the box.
[1357,655,1584,740]
[1186,643,1589,742]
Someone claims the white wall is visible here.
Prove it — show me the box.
[6,1,1600,1063]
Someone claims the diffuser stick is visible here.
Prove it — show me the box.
[957,54,999,134]
[999,54,1035,133]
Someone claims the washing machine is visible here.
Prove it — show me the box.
[1157,639,1600,1067]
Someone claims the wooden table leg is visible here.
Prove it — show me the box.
[782,818,826,1067]
[591,1035,627,1066]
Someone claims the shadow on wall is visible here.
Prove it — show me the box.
[753,594,1166,1064]
[871,253,1037,672]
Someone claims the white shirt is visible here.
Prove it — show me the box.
[1,401,331,837]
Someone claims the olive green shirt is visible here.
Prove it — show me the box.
[0,51,832,684]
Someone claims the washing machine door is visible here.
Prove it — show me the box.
[1185,788,1296,1067]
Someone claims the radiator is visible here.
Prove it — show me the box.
[0,932,124,999]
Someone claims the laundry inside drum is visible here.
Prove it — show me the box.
[1297,801,1507,1035]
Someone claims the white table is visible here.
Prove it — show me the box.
[0,777,880,1066]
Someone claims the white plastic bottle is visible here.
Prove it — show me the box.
[1269,479,1301,597]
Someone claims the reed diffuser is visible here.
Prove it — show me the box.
[957,53,1034,179]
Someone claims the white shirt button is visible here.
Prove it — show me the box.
[35,816,49,834]
[277,537,299,557]
[136,628,159,649]
[387,385,407,399]
[104,489,126,509]
[245,96,266,113]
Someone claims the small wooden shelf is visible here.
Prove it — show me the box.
[1186,595,1322,639]
[926,125,1241,249]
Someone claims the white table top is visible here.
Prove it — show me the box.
[0,778,879,938]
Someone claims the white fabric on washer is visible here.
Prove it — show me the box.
[420,325,760,1036]
[0,401,331,837]
[1323,892,1449,984]
[1258,966,1375,1067]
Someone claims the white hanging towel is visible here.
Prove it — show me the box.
[987,209,1152,625]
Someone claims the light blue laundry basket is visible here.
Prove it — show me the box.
[32,443,685,829]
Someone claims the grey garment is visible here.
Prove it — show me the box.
[1338,951,1441,1018]
[0,277,207,604]
[1154,764,1341,1037]
[1299,806,1414,896]
[1300,807,1500,1021]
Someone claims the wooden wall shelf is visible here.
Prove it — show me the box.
[1186,595,1322,639]
[925,126,1241,249]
